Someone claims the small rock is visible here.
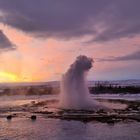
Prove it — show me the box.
[7,115,12,120]
[31,115,37,120]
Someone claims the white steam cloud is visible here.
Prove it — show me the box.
[59,55,101,110]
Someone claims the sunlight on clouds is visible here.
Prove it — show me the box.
[0,23,32,47]
[0,23,140,82]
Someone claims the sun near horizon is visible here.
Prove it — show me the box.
[0,71,32,82]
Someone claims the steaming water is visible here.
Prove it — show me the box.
[0,94,140,139]
[60,56,101,110]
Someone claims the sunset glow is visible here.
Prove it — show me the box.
[0,2,140,140]
[0,1,140,82]
[0,71,20,82]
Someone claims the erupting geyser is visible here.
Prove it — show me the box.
[59,55,101,110]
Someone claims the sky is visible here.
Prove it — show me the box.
[0,0,140,82]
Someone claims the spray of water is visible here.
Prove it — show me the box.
[59,55,101,110]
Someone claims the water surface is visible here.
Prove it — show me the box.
[0,117,140,140]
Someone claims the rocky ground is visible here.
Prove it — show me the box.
[1,99,140,124]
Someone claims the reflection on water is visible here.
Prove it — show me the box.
[92,94,140,101]
[0,94,140,139]
[98,101,127,109]
[1,94,139,109]
[0,95,58,107]
[0,117,140,140]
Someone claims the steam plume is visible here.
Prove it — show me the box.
[59,55,101,110]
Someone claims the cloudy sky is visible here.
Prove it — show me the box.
[0,0,140,82]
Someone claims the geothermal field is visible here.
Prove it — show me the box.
[0,56,140,140]
[1,1,140,139]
